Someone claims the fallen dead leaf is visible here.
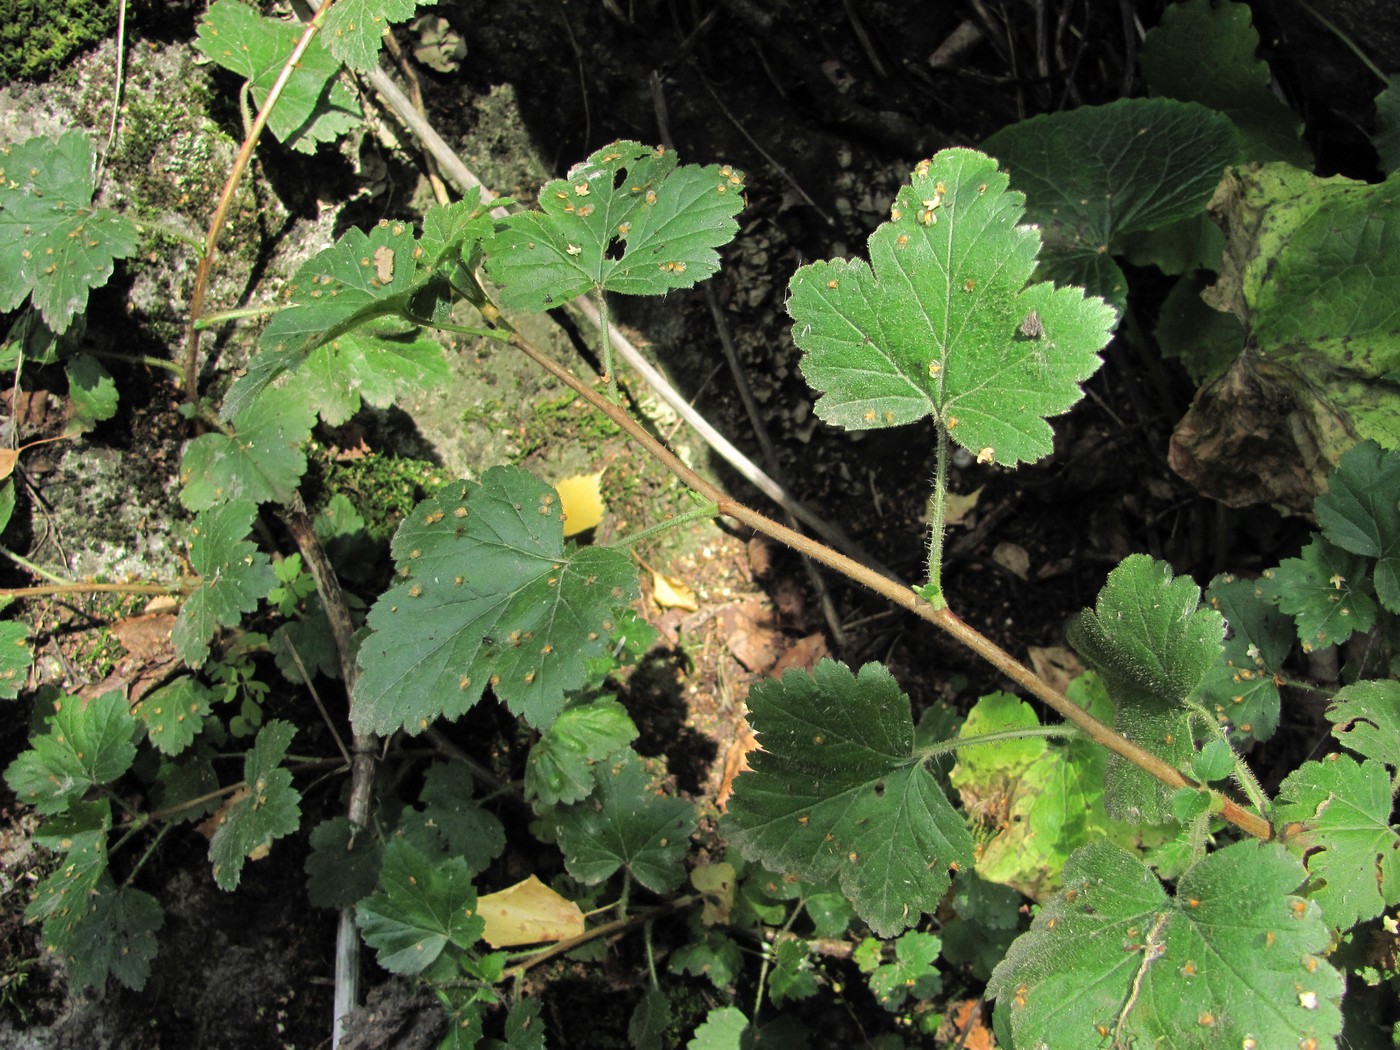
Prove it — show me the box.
[555,470,606,537]
[652,570,699,612]
[935,997,996,1048]
[715,599,782,672]
[769,633,829,677]
[477,874,585,947]
[1027,645,1085,695]
[944,485,985,527]
[690,862,736,926]
[992,541,1030,580]
[716,719,759,813]
[196,786,249,841]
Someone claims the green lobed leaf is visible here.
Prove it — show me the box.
[1194,572,1293,743]
[670,928,744,989]
[180,384,317,512]
[767,938,819,1005]
[154,754,220,823]
[986,839,1342,1050]
[525,696,639,806]
[66,882,164,991]
[270,601,342,683]
[350,466,641,736]
[208,720,302,890]
[225,206,489,419]
[1068,555,1224,823]
[321,0,433,73]
[1141,0,1307,164]
[355,834,483,974]
[866,931,942,1012]
[1313,440,1400,612]
[4,691,136,814]
[723,660,975,937]
[1272,537,1377,652]
[1326,680,1400,772]
[483,997,547,1050]
[555,749,695,893]
[193,0,361,153]
[983,98,1238,311]
[305,816,383,909]
[27,801,112,947]
[0,132,140,331]
[687,1007,749,1050]
[171,500,277,667]
[0,618,32,699]
[132,676,213,757]
[484,141,745,311]
[397,763,504,876]
[629,986,672,1050]
[66,353,119,431]
[787,148,1114,467]
[1275,754,1400,933]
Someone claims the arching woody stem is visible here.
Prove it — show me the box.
[508,332,1274,843]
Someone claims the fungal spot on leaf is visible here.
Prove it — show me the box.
[408,585,422,598]
[826,279,839,289]
[963,279,975,292]
[977,447,995,464]
[864,410,877,422]
[454,507,467,518]
[524,671,536,685]
[928,360,942,376]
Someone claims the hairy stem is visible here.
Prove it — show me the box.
[924,423,951,607]
[510,331,1274,842]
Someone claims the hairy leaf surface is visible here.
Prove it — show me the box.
[321,0,433,72]
[0,619,31,700]
[1068,556,1223,823]
[209,720,302,890]
[1275,754,1400,932]
[1326,680,1400,774]
[723,660,975,937]
[67,882,163,991]
[983,99,1238,310]
[986,840,1342,1049]
[4,691,136,814]
[0,132,139,331]
[555,750,695,893]
[525,696,639,806]
[787,148,1114,466]
[1195,572,1292,742]
[1272,537,1377,652]
[171,500,276,667]
[484,141,745,310]
[356,834,483,974]
[194,0,361,152]
[351,466,639,736]
[133,677,213,757]
[180,385,317,511]
[1313,440,1400,612]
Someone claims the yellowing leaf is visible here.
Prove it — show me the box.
[555,471,606,537]
[477,874,585,947]
[691,862,736,926]
[652,571,699,611]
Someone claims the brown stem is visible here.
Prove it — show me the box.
[0,582,188,599]
[180,0,338,400]
[500,895,698,981]
[509,333,1274,843]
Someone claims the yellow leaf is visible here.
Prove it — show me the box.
[555,471,606,537]
[0,449,16,480]
[690,862,736,926]
[477,874,585,948]
[652,570,698,612]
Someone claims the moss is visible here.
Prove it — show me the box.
[515,392,622,461]
[307,443,451,543]
[0,0,117,81]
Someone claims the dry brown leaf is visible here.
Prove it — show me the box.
[477,874,585,948]
[716,719,759,813]
[196,787,249,841]
[935,998,996,1049]
[991,541,1030,580]
[555,471,606,537]
[652,571,699,612]
[0,449,18,481]
[1027,645,1085,695]
[690,862,736,926]
[770,633,829,677]
[943,485,985,527]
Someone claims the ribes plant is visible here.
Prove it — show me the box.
[3,1,1399,1048]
